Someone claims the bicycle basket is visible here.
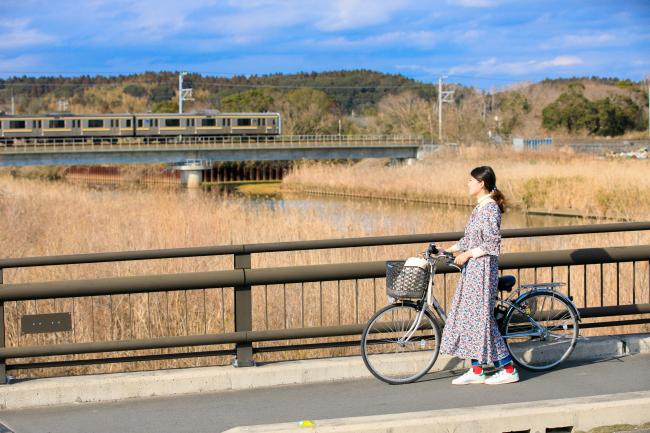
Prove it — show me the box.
[386,258,430,299]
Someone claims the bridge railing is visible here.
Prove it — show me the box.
[0,221,649,382]
[0,134,427,153]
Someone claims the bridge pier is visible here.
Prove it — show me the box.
[417,144,441,159]
[173,160,211,188]
[179,170,203,188]
[389,157,417,166]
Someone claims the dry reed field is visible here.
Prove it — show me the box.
[0,155,649,378]
[283,145,650,221]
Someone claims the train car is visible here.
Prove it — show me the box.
[133,112,281,136]
[0,112,281,142]
[0,113,133,141]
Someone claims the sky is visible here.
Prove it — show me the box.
[0,0,649,88]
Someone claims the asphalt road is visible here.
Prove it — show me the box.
[1,353,649,433]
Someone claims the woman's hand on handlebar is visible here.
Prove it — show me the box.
[454,251,472,266]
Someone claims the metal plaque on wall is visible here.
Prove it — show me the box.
[21,313,72,334]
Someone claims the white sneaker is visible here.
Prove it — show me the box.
[485,368,519,385]
[452,369,486,385]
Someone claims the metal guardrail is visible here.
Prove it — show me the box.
[1,222,649,382]
[0,134,426,154]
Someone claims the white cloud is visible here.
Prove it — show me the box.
[0,54,43,75]
[446,0,504,7]
[540,55,583,67]
[80,0,418,46]
[563,33,616,46]
[539,32,618,49]
[85,0,219,42]
[318,31,438,49]
[314,0,412,31]
[0,19,56,49]
[449,55,584,75]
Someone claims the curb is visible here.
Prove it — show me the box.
[222,391,650,433]
[0,333,648,411]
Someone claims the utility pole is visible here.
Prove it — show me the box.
[178,72,194,114]
[57,99,68,112]
[10,88,15,115]
[647,77,649,140]
[437,76,454,144]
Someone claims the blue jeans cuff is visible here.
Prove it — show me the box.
[493,355,513,368]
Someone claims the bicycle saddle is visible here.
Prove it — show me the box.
[497,275,516,292]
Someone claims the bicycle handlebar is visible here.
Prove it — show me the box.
[422,243,462,271]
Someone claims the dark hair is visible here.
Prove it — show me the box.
[470,166,506,213]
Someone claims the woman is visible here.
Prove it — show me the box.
[437,166,518,385]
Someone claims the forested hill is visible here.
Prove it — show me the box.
[0,71,647,142]
[0,70,436,115]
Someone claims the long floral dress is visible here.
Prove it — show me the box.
[439,199,510,364]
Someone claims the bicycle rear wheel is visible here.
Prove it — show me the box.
[503,291,579,371]
[361,302,441,384]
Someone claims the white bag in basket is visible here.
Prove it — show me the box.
[404,257,429,269]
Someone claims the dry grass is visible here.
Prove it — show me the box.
[283,145,650,221]
[0,170,648,378]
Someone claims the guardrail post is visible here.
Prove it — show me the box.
[0,268,5,384]
[233,253,254,367]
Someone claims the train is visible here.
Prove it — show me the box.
[0,112,282,142]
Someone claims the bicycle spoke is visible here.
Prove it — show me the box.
[504,292,579,371]
[361,303,441,384]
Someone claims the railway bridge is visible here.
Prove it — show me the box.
[0,134,436,186]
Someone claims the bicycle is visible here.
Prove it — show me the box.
[360,243,581,385]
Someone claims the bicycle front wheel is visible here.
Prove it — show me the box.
[503,291,579,371]
[361,302,441,384]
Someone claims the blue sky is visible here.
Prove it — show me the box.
[1,0,648,88]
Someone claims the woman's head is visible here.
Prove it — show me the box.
[468,166,506,213]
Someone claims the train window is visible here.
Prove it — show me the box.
[126,119,132,127]
[201,118,216,127]
[154,119,159,127]
[237,118,252,126]
[9,120,26,129]
[89,119,104,128]
[137,119,143,127]
[259,118,266,126]
[165,118,180,127]
[49,120,65,128]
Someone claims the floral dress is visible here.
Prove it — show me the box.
[439,199,510,364]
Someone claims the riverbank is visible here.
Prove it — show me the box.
[282,145,650,221]
[281,186,629,221]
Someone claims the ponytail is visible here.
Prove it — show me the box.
[491,188,506,213]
